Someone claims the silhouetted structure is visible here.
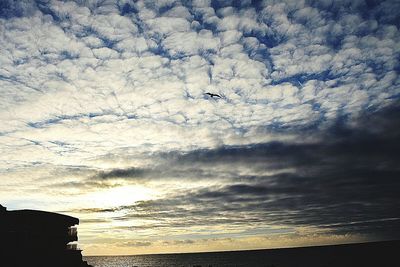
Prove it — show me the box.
[0,204,92,267]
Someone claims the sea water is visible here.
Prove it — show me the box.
[83,240,400,267]
[84,250,275,267]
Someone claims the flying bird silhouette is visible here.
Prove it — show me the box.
[205,92,221,98]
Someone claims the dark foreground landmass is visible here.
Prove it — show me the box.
[85,240,399,267]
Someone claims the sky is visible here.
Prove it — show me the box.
[0,0,400,256]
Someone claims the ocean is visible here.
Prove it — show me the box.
[84,249,276,267]
[83,240,399,267]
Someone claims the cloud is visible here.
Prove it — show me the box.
[120,240,153,247]
[1,0,399,169]
[66,104,400,241]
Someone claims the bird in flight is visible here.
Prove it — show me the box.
[205,92,221,98]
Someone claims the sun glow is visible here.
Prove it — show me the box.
[84,185,155,208]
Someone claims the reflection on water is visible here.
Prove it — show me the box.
[84,252,242,267]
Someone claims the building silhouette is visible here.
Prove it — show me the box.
[0,204,92,267]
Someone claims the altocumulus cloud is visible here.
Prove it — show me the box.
[0,0,400,253]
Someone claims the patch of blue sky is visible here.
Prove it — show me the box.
[270,71,333,86]
[119,2,138,16]
[26,112,117,129]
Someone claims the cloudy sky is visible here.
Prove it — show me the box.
[1,0,400,255]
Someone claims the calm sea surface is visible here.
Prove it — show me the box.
[84,250,276,267]
[83,240,400,267]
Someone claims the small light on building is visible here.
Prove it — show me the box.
[67,241,80,250]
